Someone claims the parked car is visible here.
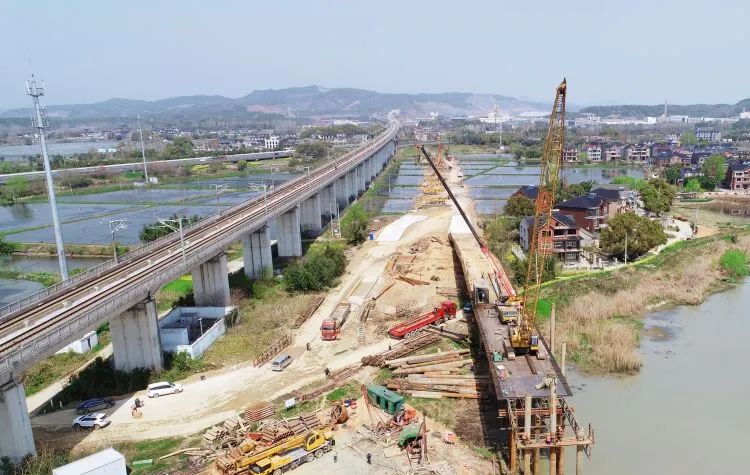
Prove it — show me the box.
[72,412,111,430]
[147,381,183,398]
[76,398,115,415]
[271,354,293,372]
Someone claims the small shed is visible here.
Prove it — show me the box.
[53,447,126,475]
[367,385,404,415]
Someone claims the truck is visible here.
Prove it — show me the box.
[250,445,327,475]
[320,302,351,340]
[216,428,333,474]
[387,301,457,339]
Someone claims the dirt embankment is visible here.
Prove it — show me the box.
[542,234,750,374]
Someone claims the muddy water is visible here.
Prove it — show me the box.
[564,280,750,474]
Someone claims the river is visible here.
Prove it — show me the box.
[564,280,750,474]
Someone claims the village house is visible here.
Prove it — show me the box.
[563,147,579,162]
[590,185,637,215]
[519,211,581,263]
[511,185,539,201]
[725,162,750,190]
[556,194,609,233]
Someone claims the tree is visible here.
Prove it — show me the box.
[611,176,647,192]
[236,160,247,172]
[700,154,727,190]
[341,203,368,245]
[600,212,667,260]
[641,178,675,214]
[284,244,347,292]
[295,141,332,160]
[664,165,682,185]
[139,214,201,242]
[511,255,557,287]
[162,137,194,160]
[504,195,535,217]
[680,131,698,145]
[683,178,703,192]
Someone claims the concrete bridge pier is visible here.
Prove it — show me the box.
[368,156,376,182]
[319,184,335,218]
[192,253,231,306]
[110,297,164,371]
[357,163,367,192]
[243,225,273,279]
[277,206,302,257]
[346,171,357,202]
[300,194,322,236]
[334,176,348,210]
[0,380,35,462]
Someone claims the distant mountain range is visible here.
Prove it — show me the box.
[579,99,750,118]
[0,86,549,121]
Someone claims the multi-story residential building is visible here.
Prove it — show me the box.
[556,194,609,233]
[563,147,579,162]
[626,144,651,162]
[603,145,623,162]
[519,212,581,262]
[586,144,602,162]
[696,128,721,142]
[590,185,637,215]
[725,162,750,190]
[264,135,280,149]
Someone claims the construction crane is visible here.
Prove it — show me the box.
[511,78,567,354]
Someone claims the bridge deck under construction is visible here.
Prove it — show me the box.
[449,221,570,401]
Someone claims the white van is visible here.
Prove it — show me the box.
[271,354,293,372]
[147,381,183,398]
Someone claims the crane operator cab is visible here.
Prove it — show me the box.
[474,280,490,305]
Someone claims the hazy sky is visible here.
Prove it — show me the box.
[1,0,748,109]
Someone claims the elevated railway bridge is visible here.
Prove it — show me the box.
[0,125,399,461]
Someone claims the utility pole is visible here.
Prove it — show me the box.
[27,76,68,280]
[212,184,230,204]
[158,216,187,264]
[105,218,128,263]
[138,115,149,184]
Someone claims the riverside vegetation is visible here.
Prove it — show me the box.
[541,233,750,374]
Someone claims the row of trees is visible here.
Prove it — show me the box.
[139,214,202,243]
[284,244,346,292]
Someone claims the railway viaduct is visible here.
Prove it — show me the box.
[0,124,399,461]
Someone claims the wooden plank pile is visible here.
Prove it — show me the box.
[203,426,230,444]
[361,332,440,367]
[244,401,275,423]
[252,333,293,367]
[397,275,430,286]
[292,363,361,402]
[382,349,487,399]
[292,296,325,329]
[435,286,459,297]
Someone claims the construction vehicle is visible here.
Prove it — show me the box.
[511,79,567,354]
[320,302,351,340]
[387,301,457,339]
[249,444,328,475]
[216,428,333,474]
[497,304,520,324]
[473,280,490,305]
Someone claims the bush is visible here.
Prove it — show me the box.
[60,175,93,189]
[0,236,17,255]
[504,195,534,217]
[56,357,151,405]
[284,244,346,292]
[719,249,748,280]
[511,255,557,287]
[236,160,248,171]
[341,203,368,244]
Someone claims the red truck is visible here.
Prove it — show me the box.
[321,303,351,340]
[388,301,457,339]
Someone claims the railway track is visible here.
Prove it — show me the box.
[0,125,399,376]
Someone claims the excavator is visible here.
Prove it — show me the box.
[417,79,567,355]
[511,79,567,354]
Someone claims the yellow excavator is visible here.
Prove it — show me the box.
[510,79,567,354]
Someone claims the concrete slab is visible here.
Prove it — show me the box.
[377,214,427,242]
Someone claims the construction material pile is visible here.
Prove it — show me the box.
[382,349,488,399]
[252,334,292,366]
[361,332,441,366]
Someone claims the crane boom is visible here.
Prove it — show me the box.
[521,79,567,329]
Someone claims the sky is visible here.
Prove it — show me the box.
[1,0,748,109]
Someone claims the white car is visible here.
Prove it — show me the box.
[147,381,184,398]
[72,412,111,430]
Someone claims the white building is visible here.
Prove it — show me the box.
[56,331,98,355]
[696,129,721,142]
[586,144,602,162]
[264,135,280,149]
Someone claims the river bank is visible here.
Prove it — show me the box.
[539,231,750,374]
